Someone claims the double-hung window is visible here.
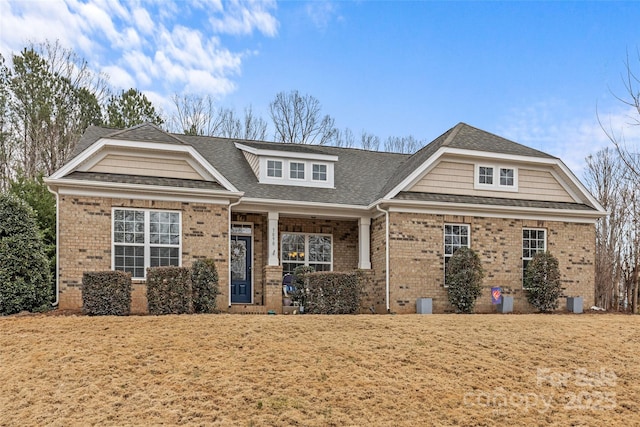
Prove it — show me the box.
[281,233,332,275]
[113,209,181,279]
[522,228,546,286]
[444,224,470,286]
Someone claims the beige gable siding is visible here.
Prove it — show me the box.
[408,160,575,202]
[87,153,204,180]
[243,151,259,177]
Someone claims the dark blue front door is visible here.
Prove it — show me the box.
[231,236,252,303]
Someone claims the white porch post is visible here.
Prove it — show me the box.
[358,217,371,270]
[268,211,279,266]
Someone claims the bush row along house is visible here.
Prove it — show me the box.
[45,122,606,313]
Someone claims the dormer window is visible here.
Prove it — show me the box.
[267,160,282,178]
[313,164,327,181]
[475,164,518,192]
[290,162,305,180]
[235,142,337,188]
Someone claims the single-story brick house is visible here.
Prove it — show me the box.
[45,122,606,314]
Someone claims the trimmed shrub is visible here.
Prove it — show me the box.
[303,271,363,314]
[291,265,315,308]
[147,267,192,315]
[0,193,51,315]
[446,247,484,313]
[191,259,219,313]
[525,252,562,313]
[82,271,132,315]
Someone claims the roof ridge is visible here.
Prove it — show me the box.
[107,122,190,145]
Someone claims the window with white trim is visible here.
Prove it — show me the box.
[478,166,493,185]
[444,224,470,286]
[281,233,332,275]
[290,162,305,179]
[312,164,327,181]
[113,209,181,279]
[475,164,518,191]
[500,168,514,186]
[267,160,282,178]
[522,228,546,287]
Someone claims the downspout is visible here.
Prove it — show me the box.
[228,199,242,308]
[376,204,390,313]
[47,186,60,308]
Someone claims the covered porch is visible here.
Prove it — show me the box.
[227,209,373,314]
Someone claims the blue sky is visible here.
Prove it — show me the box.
[1,0,639,177]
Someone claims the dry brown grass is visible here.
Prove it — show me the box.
[1,313,639,426]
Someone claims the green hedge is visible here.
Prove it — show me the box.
[303,271,363,314]
[82,271,131,316]
[191,259,219,313]
[146,266,193,315]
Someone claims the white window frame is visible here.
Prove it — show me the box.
[289,162,305,180]
[281,232,333,274]
[112,208,182,279]
[474,164,518,192]
[443,223,470,287]
[266,159,283,178]
[522,228,546,288]
[312,163,328,181]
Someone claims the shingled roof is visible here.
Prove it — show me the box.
[62,122,597,211]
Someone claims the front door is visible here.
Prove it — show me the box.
[231,235,252,303]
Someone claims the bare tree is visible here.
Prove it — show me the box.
[360,131,380,151]
[269,90,337,144]
[169,94,223,136]
[598,48,640,183]
[384,135,424,153]
[332,127,355,148]
[585,148,628,310]
[241,105,267,141]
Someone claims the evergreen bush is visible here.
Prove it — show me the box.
[146,267,192,315]
[303,271,363,314]
[82,271,131,315]
[0,193,51,315]
[445,247,484,313]
[524,252,562,313]
[191,259,219,313]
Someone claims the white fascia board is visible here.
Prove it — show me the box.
[378,198,605,223]
[382,146,448,199]
[552,160,606,213]
[50,138,239,192]
[235,142,338,162]
[236,197,368,218]
[45,178,243,205]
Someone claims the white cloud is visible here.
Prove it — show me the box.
[497,100,640,179]
[305,0,342,31]
[208,0,278,36]
[0,0,279,118]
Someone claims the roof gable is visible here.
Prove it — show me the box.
[106,123,188,145]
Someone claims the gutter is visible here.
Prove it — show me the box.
[376,204,390,313]
[228,199,242,308]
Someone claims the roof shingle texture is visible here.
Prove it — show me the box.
[66,122,574,209]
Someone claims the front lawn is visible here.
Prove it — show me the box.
[1,313,638,426]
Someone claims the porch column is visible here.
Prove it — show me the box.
[358,217,371,270]
[268,211,279,266]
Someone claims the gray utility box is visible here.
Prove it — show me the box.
[497,295,514,313]
[416,298,432,314]
[567,296,583,314]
